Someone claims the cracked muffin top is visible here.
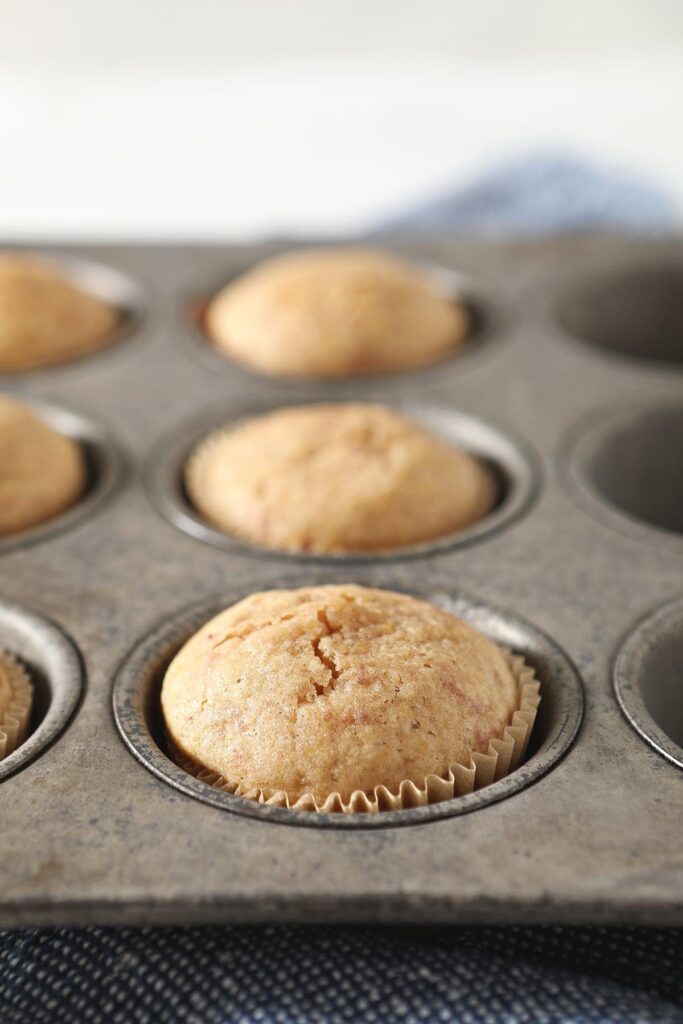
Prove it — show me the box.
[186,403,496,554]
[205,247,469,378]
[0,395,85,536]
[0,253,119,372]
[161,584,519,804]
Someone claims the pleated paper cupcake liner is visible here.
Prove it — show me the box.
[0,649,34,761]
[169,648,541,814]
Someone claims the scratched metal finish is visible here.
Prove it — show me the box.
[0,236,682,927]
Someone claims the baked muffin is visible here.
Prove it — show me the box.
[162,585,522,807]
[0,253,119,372]
[0,650,33,760]
[205,248,469,377]
[0,395,86,536]
[186,403,496,553]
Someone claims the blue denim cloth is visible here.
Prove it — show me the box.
[1,925,682,1023]
[1,154,680,1024]
[374,152,675,235]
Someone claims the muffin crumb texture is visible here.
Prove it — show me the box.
[186,403,496,553]
[206,247,469,377]
[0,395,85,536]
[161,585,521,806]
[0,253,118,372]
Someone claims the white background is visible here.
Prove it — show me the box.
[1,0,682,239]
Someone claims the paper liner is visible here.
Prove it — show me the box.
[168,648,541,814]
[0,649,33,761]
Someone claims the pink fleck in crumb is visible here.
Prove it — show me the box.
[342,709,373,726]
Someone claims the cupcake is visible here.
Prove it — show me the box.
[0,253,118,372]
[161,585,540,812]
[0,395,86,536]
[186,403,496,554]
[205,248,469,377]
[0,650,33,761]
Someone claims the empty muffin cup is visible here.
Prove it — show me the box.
[615,596,683,769]
[555,263,683,365]
[564,400,683,546]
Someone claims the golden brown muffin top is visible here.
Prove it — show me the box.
[186,403,496,554]
[161,584,519,803]
[0,395,85,536]
[0,253,118,372]
[205,248,468,378]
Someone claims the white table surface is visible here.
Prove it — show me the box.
[2,0,682,239]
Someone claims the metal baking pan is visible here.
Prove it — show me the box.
[0,235,681,927]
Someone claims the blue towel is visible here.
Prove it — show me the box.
[1,925,682,1023]
[1,154,680,1024]
[374,151,675,234]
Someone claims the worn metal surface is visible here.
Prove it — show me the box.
[0,235,682,926]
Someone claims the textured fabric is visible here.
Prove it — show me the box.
[374,152,674,235]
[2,153,681,1023]
[1,925,683,1024]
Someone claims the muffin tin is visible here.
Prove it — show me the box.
[0,235,682,926]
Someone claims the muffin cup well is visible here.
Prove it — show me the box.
[0,398,124,555]
[146,398,538,562]
[113,587,582,829]
[0,651,33,760]
[0,600,83,783]
[614,596,683,769]
[182,258,507,389]
[168,649,540,814]
[554,263,683,366]
[562,399,683,549]
[0,251,145,377]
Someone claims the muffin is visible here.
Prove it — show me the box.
[162,584,537,810]
[0,650,33,761]
[186,403,496,553]
[0,253,119,372]
[205,248,469,377]
[0,395,86,536]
